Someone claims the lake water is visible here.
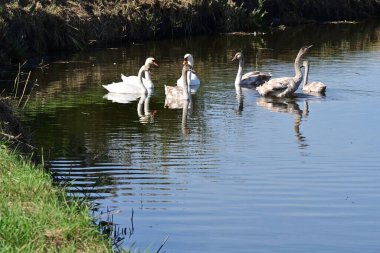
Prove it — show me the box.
[6,21,380,252]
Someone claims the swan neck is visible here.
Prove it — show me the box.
[144,69,152,82]
[235,58,244,86]
[294,49,307,78]
[303,64,309,88]
[294,54,303,79]
[182,69,190,100]
[138,66,148,93]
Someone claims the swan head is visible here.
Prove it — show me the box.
[183,54,194,67]
[298,45,313,56]
[145,57,159,68]
[232,52,243,61]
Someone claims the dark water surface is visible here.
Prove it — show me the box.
[8,21,380,252]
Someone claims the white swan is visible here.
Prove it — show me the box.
[232,52,271,94]
[176,53,200,93]
[121,57,158,90]
[256,45,312,97]
[302,60,327,94]
[102,57,158,94]
[165,64,192,109]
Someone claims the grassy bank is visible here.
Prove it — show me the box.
[1,0,380,63]
[0,0,265,62]
[0,97,115,252]
[0,140,115,252]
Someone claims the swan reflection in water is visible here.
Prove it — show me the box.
[235,94,244,115]
[164,97,192,135]
[137,94,156,124]
[103,92,141,104]
[165,63,193,134]
[103,93,156,124]
[256,97,309,149]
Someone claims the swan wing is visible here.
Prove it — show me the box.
[256,77,292,96]
[120,74,140,83]
[103,80,144,94]
[241,71,272,88]
[164,97,186,109]
[304,81,327,93]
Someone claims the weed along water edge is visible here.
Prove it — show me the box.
[0,97,129,251]
[0,140,115,252]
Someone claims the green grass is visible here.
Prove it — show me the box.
[0,142,115,253]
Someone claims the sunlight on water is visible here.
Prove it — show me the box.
[8,21,380,252]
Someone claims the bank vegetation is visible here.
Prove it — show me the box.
[1,0,379,63]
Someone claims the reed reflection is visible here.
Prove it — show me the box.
[256,97,309,149]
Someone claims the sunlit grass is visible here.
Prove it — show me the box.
[0,142,115,252]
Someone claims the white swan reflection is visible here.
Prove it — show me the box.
[103,92,141,104]
[103,93,155,124]
[256,97,309,148]
[137,94,156,124]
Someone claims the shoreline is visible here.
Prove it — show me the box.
[0,98,116,252]
[1,0,380,63]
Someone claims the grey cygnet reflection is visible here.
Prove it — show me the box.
[164,97,192,135]
[181,99,192,135]
[235,94,244,115]
[256,97,309,149]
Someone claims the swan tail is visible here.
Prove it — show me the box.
[164,85,168,95]
[102,84,111,92]
[256,85,267,96]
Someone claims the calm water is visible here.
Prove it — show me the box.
[7,21,380,252]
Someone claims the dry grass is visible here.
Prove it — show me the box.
[1,0,379,62]
[0,0,266,62]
